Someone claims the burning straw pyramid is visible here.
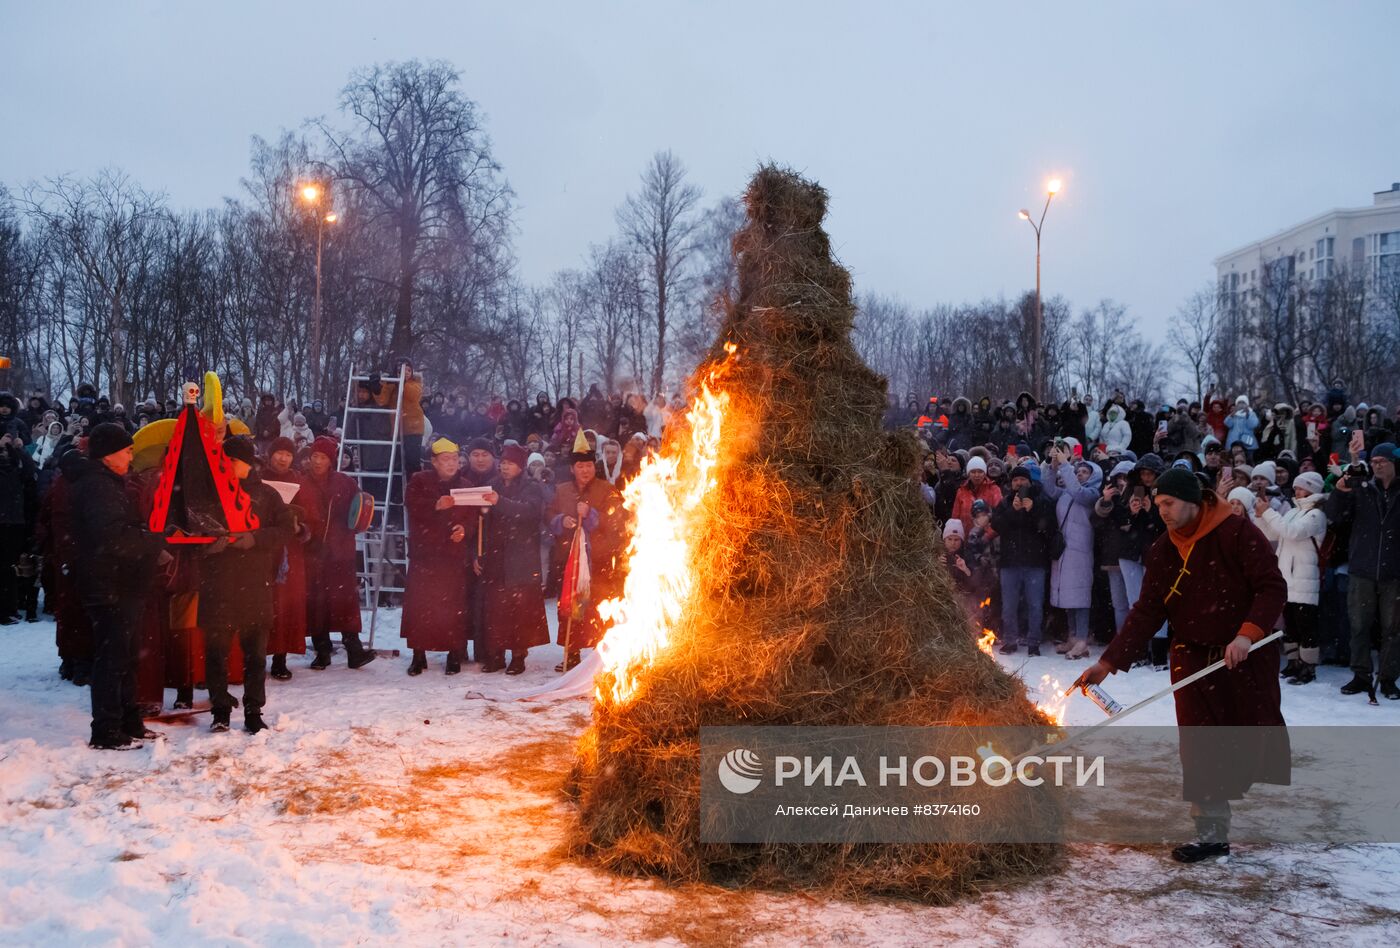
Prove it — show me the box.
[568,166,1058,901]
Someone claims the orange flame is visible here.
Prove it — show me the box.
[594,344,737,705]
[1034,673,1067,725]
[977,626,997,657]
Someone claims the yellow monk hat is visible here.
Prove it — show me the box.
[431,436,459,456]
[572,429,590,454]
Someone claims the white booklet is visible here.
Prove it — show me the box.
[451,486,495,506]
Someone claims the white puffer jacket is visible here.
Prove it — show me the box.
[1254,493,1327,605]
[1100,406,1132,453]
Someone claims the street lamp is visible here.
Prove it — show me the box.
[1018,178,1061,402]
[298,183,337,398]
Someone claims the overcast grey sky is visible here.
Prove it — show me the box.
[3,1,1398,338]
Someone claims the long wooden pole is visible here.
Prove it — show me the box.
[1007,630,1285,765]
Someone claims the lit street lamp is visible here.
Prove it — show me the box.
[299,183,337,397]
[1019,178,1061,402]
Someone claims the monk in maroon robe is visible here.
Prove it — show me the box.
[1076,467,1288,863]
[402,438,477,675]
[301,436,373,669]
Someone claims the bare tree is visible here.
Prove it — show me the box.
[23,172,164,405]
[320,59,514,360]
[617,150,702,394]
[1169,286,1219,403]
[582,241,642,394]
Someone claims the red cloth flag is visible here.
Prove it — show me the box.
[558,523,592,622]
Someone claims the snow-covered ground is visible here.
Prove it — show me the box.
[2,610,1398,946]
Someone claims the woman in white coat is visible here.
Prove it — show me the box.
[1100,404,1132,454]
[1252,471,1328,684]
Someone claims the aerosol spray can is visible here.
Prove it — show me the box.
[1083,683,1124,716]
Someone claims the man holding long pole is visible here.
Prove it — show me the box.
[1073,467,1289,863]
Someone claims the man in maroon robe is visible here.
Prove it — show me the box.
[1075,467,1289,863]
[301,437,374,670]
[402,437,479,675]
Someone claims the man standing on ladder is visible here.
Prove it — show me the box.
[1073,468,1288,863]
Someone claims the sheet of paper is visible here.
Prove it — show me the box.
[451,487,494,506]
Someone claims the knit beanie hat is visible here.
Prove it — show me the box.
[1227,486,1257,510]
[500,443,528,468]
[310,436,339,460]
[942,520,965,540]
[966,456,988,474]
[269,436,296,456]
[1293,472,1325,496]
[1251,460,1277,484]
[88,423,133,460]
[1153,467,1203,504]
[467,437,496,456]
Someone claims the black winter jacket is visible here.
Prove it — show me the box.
[1325,478,1400,581]
[70,458,164,607]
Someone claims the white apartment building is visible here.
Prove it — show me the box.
[1214,182,1400,296]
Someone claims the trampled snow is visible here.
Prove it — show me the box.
[2,611,1397,946]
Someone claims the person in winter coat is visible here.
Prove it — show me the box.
[253,394,282,454]
[261,438,308,679]
[479,443,551,674]
[644,395,669,439]
[71,424,167,750]
[1060,397,1089,445]
[991,465,1057,655]
[402,438,476,676]
[1041,447,1102,659]
[1127,400,1156,457]
[941,520,979,605]
[1258,403,1304,461]
[301,437,375,670]
[1325,441,1400,699]
[548,433,626,672]
[1253,471,1328,685]
[528,393,555,439]
[549,407,582,453]
[971,397,996,444]
[1166,405,1204,457]
[1100,404,1132,455]
[1224,396,1260,459]
[577,385,609,434]
[946,397,974,451]
[197,437,294,734]
[1074,468,1288,864]
[0,427,37,624]
[1094,460,1138,635]
[951,456,1003,534]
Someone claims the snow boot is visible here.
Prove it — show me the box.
[1027,644,1041,657]
[244,712,267,735]
[346,637,376,669]
[1065,639,1090,660]
[309,651,332,671]
[999,641,1019,656]
[505,654,527,676]
[1054,639,1073,654]
[90,733,141,751]
[270,655,292,681]
[1341,673,1372,695]
[445,653,463,676]
[555,650,582,673]
[1287,663,1316,685]
[125,725,164,741]
[1280,659,1302,679]
[173,686,194,709]
[210,709,231,733]
[407,650,428,676]
[1381,680,1400,701]
[1171,839,1230,863]
[480,655,505,674]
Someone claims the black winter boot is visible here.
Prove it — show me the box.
[309,651,332,670]
[270,655,292,681]
[1341,673,1372,695]
[407,650,427,676]
[210,708,231,733]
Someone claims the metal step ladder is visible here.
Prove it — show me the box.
[336,362,415,646]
